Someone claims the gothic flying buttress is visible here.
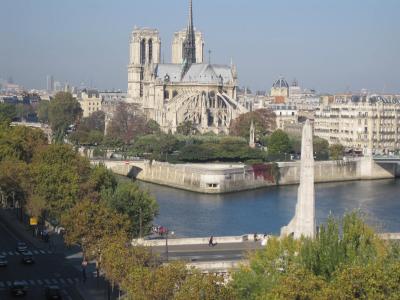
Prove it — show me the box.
[182,0,196,77]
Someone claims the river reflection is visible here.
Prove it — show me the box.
[137,179,400,237]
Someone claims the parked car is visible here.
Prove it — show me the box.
[16,241,28,252]
[10,281,27,297]
[45,285,62,299]
[0,255,7,267]
[21,251,34,264]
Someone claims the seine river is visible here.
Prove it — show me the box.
[137,179,400,237]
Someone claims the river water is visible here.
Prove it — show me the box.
[137,179,400,237]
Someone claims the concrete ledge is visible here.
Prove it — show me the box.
[379,232,400,240]
[95,158,397,194]
[133,235,250,247]
[187,260,246,272]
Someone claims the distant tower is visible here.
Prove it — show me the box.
[249,120,255,148]
[46,75,54,92]
[127,28,161,103]
[182,0,196,76]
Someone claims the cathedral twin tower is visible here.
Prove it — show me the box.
[127,0,245,134]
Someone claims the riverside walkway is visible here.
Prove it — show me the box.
[134,232,400,273]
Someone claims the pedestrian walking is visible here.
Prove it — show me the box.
[209,236,217,247]
[82,259,88,283]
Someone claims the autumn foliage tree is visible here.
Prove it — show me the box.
[68,111,106,145]
[229,108,276,139]
[106,102,149,144]
[61,198,131,260]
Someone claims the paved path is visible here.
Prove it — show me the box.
[151,240,263,263]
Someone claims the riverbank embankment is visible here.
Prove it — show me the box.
[92,157,399,194]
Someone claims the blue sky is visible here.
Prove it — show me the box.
[0,0,399,93]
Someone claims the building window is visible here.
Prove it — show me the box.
[140,39,146,64]
[172,90,178,97]
[207,183,218,188]
[148,39,153,63]
[164,90,170,99]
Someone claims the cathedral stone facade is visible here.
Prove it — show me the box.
[127,0,247,134]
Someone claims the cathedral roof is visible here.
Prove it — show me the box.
[272,77,289,89]
[155,63,233,84]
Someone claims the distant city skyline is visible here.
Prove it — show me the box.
[1,0,399,93]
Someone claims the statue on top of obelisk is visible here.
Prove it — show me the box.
[281,119,315,239]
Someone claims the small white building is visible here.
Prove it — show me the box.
[268,104,298,130]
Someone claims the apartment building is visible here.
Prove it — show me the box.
[314,95,400,154]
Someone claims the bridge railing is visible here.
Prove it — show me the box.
[373,155,400,160]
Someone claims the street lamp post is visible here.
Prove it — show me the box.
[164,229,174,261]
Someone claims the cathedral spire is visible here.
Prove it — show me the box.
[182,0,196,77]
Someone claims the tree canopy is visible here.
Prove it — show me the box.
[265,129,291,158]
[102,181,159,237]
[329,143,345,160]
[0,125,48,163]
[106,102,148,144]
[61,198,132,259]
[37,100,49,123]
[30,144,91,221]
[48,92,82,135]
[0,103,17,124]
[230,212,400,299]
[176,121,198,136]
[229,108,276,139]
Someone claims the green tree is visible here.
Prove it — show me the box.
[48,92,82,136]
[327,261,400,299]
[86,130,104,145]
[175,271,234,300]
[102,181,159,237]
[37,100,50,123]
[329,143,344,160]
[0,159,30,209]
[30,144,91,222]
[266,129,291,159]
[230,212,398,300]
[146,119,161,134]
[86,164,118,199]
[267,266,327,300]
[0,125,47,162]
[176,121,198,136]
[313,136,329,160]
[0,103,17,124]
[231,236,301,300]
[131,133,179,160]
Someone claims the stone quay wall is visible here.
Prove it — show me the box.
[93,157,397,194]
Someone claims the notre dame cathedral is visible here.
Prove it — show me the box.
[127,0,247,134]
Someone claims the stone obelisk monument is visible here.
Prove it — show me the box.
[281,119,315,239]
